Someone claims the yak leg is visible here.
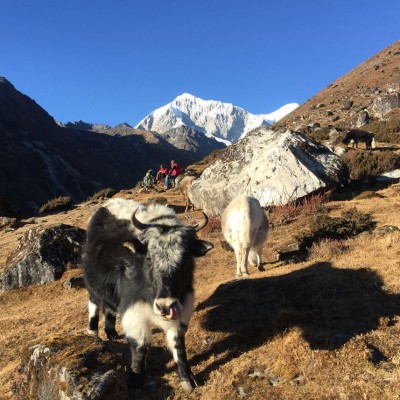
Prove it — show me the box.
[104,308,118,340]
[126,338,149,398]
[166,324,197,391]
[249,247,264,271]
[234,246,242,277]
[250,237,265,271]
[87,299,100,336]
[122,304,152,397]
[234,246,249,277]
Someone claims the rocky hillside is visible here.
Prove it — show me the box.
[275,40,400,138]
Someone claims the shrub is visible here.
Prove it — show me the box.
[367,117,400,144]
[270,192,330,225]
[341,150,400,180]
[308,127,331,142]
[87,188,116,201]
[297,208,375,250]
[309,238,349,261]
[201,215,221,235]
[39,196,74,214]
[301,192,330,215]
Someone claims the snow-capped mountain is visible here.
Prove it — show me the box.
[135,93,298,144]
[260,103,300,125]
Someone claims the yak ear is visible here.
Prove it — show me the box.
[190,239,214,257]
[122,238,147,255]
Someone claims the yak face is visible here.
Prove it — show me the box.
[131,207,213,321]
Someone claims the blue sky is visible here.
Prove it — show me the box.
[1,1,399,127]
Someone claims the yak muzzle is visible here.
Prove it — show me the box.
[153,298,183,320]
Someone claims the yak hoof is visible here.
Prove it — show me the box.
[180,380,195,392]
[106,329,118,340]
[87,328,98,336]
[257,264,265,271]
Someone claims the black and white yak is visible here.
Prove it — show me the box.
[221,195,269,277]
[82,198,213,396]
[342,129,375,149]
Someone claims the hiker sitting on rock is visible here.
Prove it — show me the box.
[156,164,169,184]
[164,160,183,189]
[143,169,155,189]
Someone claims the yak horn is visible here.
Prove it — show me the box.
[193,212,208,232]
[131,208,149,230]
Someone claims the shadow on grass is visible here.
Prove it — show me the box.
[194,262,400,380]
[331,178,398,201]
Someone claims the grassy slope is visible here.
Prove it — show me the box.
[1,177,400,399]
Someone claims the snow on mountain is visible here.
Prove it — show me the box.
[260,103,300,124]
[135,93,298,144]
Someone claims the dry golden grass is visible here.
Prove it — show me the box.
[1,179,400,399]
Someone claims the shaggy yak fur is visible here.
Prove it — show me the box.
[222,195,269,277]
[82,198,213,396]
[342,129,375,149]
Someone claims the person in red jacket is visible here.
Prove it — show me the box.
[156,164,169,184]
[164,160,183,189]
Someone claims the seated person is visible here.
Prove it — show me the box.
[156,164,169,184]
[164,160,183,189]
[143,169,155,188]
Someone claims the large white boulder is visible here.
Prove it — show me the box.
[189,128,348,216]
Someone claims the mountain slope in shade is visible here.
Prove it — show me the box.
[65,121,226,155]
[136,93,298,143]
[0,78,202,216]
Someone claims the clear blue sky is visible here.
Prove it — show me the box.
[1,1,399,127]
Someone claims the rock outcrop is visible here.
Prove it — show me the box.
[0,224,85,291]
[17,334,128,399]
[189,128,348,216]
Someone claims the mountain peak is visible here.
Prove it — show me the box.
[136,94,297,143]
[175,93,197,101]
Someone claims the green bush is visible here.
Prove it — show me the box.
[39,196,74,214]
[341,150,400,180]
[87,188,116,201]
[297,208,375,250]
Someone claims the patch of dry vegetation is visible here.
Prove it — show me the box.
[341,149,400,181]
[39,196,74,215]
[1,180,400,399]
